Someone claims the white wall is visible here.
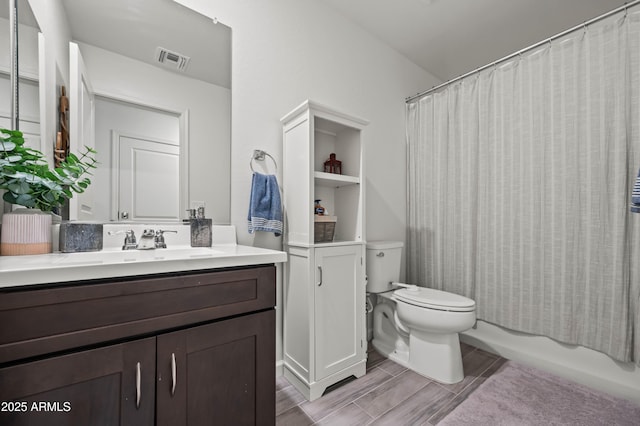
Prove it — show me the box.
[176,0,439,367]
[176,0,438,247]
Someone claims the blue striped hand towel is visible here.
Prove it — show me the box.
[248,172,283,236]
[632,168,640,213]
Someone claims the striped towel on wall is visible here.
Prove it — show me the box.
[247,172,283,236]
[632,168,640,213]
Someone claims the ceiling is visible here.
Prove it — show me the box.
[1,0,229,89]
[322,0,629,82]
[2,0,231,88]
[6,1,628,88]
[61,0,231,88]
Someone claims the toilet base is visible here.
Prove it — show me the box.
[409,330,464,384]
[373,330,464,384]
[371,336,409,366]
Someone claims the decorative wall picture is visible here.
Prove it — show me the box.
[55,85,69,167]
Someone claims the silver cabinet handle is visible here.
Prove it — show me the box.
[135,362,141,409]
[121,211,129,220]
[317,266,323,286]
[171,353,177,396]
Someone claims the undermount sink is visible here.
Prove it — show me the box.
[53,246,224,265]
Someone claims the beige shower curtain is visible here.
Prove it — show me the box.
[406,9,640,364]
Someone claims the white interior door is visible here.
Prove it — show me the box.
[69,42,95,220]
[116,134,180,222]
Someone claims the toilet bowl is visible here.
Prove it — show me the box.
[366,241,476,384]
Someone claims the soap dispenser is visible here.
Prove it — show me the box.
[189,206,212,247]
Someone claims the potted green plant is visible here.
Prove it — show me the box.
[0,128,97,255]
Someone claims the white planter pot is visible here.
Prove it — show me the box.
[1,208,52,256]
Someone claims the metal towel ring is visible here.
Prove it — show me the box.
[250,149,278,173]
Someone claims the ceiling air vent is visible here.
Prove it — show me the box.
[155,47,190,71]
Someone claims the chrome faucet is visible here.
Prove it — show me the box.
[108,230,138,250]
[137,229,156,250]
[108,228,178,250]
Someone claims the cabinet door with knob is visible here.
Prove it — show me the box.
[314,245,366,382]
[156,310,275,426]
[0,337,156,426]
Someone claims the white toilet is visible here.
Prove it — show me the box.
[366,241,476,384]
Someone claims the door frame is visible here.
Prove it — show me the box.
[69,42,96,220]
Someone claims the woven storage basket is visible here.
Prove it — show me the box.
[314,216,337,243]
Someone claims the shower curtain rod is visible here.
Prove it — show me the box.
[406,0,640,103]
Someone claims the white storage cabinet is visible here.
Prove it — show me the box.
[281,100,368,401]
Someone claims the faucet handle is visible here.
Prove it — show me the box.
[107,229,137,250]
[154,229,178,248]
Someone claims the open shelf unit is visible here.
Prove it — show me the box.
[281,100,369,401]
[282,100,367,246]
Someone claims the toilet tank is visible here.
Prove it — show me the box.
[366,241,404,293]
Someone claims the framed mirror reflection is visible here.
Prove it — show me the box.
[1,0,231,223]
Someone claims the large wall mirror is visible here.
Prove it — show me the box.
[3,0,231,223]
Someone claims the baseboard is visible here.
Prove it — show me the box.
[461,321,640,405]
[276,359,284,377]
[282,359,367,401]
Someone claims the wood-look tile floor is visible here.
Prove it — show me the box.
[276,342,506,425]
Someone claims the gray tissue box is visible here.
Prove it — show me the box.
[59,222,104,253]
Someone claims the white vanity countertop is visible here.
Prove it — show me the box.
[0,244,287,289]
[0,225,286,289]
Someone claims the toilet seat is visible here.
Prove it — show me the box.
[393,287,475,312]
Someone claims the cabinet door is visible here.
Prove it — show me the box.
[156,310,275,426]
[314,245,365,380]
[0,337,155,426]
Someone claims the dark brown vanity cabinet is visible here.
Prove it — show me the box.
[0,337,156,425]
[0,265,276,426]
[156,310,275,426]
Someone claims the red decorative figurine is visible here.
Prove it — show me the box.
[323,153,342,174]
